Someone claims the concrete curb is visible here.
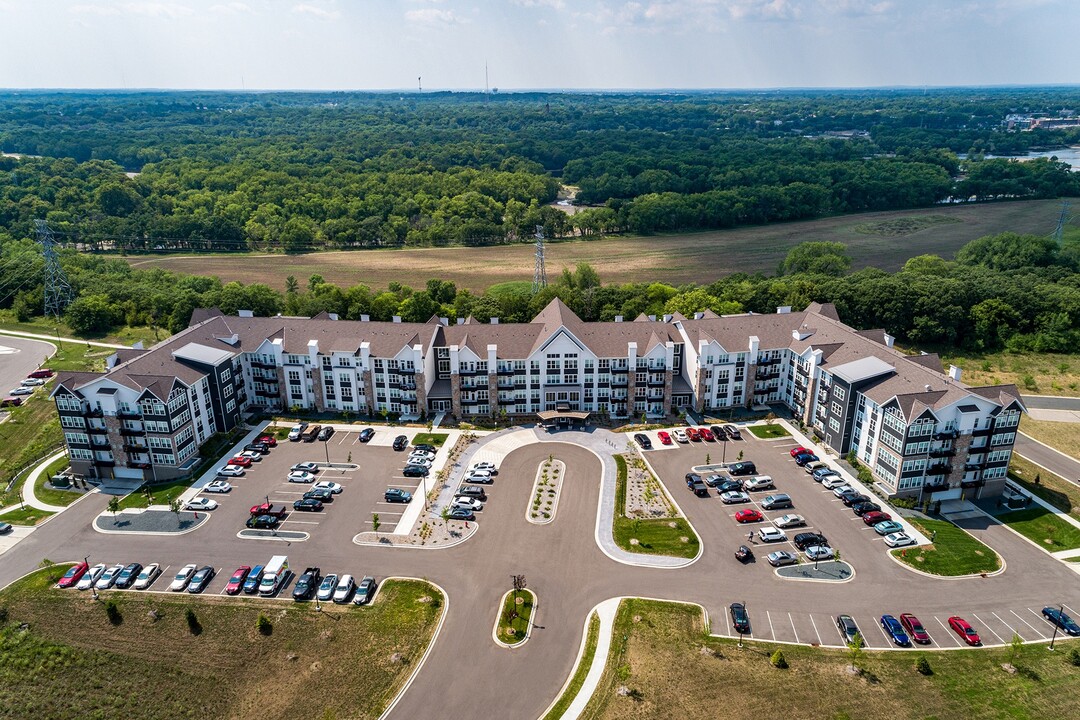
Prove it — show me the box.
[352,521,477,549]
[885,543,1007,580]
[92,509,209,537]
[774,560,856,583]
[377,578,450,720]
[21,449,70,513]
[492,588,536,649]
[526,459,564,525]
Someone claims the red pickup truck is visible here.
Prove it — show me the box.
[249,502,289,519]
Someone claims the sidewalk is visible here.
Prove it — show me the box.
[21,449,71,513]
[0,328,129,350]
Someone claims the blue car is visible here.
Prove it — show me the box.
[880,614,910,646]
[873,520,904,536]
[1042,607,1080,636]
[794,453,819,467]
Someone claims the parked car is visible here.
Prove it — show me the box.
[821,476,849,490]
[703,474,725,488]
[735,544,754,563]
[899,613,932,644]
[634,433,653,449]
[333,574,355,603]
[243,565,265,594]
[761,494,793,510]
[730,602,751,634]
[403,464,430,478]
[28,369,54,379]
[293,498,324,512]
[238,450,263,463]
[287,470,317,483]
[392,435,409,451]
[657,431,673,445]
[880,614,911,646]
[805,545,835,561]
[831,485,855,498]
[457,485,487,501]
[812,467,839,482]
[715,479,743,494]
[720,490,751,504]
[873,520,904,535]
[58,561,89,589]
[246,514,281,529]
[841,493,870,507]
[728,461,756,476]
[684,472,703,486]
[204,480,232,493]
[185,497,219,511]
[804,461,828,475]
[948,616,981,645]
[303,425,322,442]
[1041,607,1080,636]
[836,615,862,646]
[384,488,412,503]
[216,464,245,477]
[133,563,161,590]
[312,480,343,494]
[851,501,881,516]
[227,455,252,468]
[76,563,107,591]
[672,429,689,443]
[793,532,829,550]
[317,574,338,602]
[317,425,335,441]
[686,427,701,442]
[353,576,377,605]
[20,378,45,387]
[451,496,484,512]
[470,462,498,474]
[249,502,289,518]
[224,566,251,595]
[9,386,34,396]
[735,509,764,523]
[698,427,715,441]
[412,444,437,453]
[767,550,798,567]
[758,527,786,543]
[862,511,893,526]
[187,566,215,594]
[447,507,475,521]
[773,514,806,528]
[257,434,278,447]
[358,427,375,442]
[169,564,198,592]
[0,397,23,407]
[288,423,309,441]
[466,470,494,484]
[291,462,320,473]
[794,453,819,467]
[406,455,433,468]
[789,446,809,458]
[95,564,125,590]
[304,488,334,503]
[292,567,322,601]
[743,476,774,491]
[710,425,728,441]
[884,532,915,548]
[723,424,741,439]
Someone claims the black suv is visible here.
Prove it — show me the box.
[729,602,751,634]
[841,493,870,507]
[317,425,335,441]
[728,461,757,476]
[710,425,728,441]
[793,532,829,551]
[358,427,375,442]
[292,567,321,601]
[687,479,710,497]
[724,424,741,439]
[457,485,487,501]
[634,433,653,450]
[402,464,429,477]
[852,501,880,516]
[392,435,409,451]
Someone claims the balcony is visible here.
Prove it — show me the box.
[933,429,960,441]
[93,458,116,468]
[458,367,479,376]
[461,397,481,406]
[927,464,952,476]
[497,381,515,390]
[255,389,279,399]
[126,461,151,470]
[122,443,147,453]
[251,359,277,371]
[924,482,950,493]
[119,427,145,437]
[396,367,416,376]
[611,378,629,389]
[496,367,515,376]
[757,357,781,367]
[929,448,956,458]
[756,369,781,381]
[964,462,985,471]
[82,407,104,418]
[648,378,666,388]
[971,426,993,437]
[961,479,985,489]
[116,409,141,420]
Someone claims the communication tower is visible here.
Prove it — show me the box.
[532,225,548,294]
[36,219,74,318]
[1052,200,1073,245]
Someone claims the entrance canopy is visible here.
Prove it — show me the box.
[537,410,591,423]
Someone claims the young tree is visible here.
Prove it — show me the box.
[107,497,120,518]
[511,574,527,603]
[847,632,864,672]
[372,513,381,538]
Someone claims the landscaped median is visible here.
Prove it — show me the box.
[494,586,536,647]
[528,456,565,524]
[747,422,791,439]
[891,517,1002,576]
[613,455,699,559]
[0,564,445,720]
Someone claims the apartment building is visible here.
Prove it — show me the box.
[53,299,1022,501]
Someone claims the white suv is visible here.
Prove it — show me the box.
[743,476,774,491]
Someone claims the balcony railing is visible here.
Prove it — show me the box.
[924,482,950,493]
[396,367,416,376]
[251,360,277,371]
[933,429,960,441]
[83,408,104,418]
[927,464,952,476]
[126,461,151,470]
[119,427,145,437]
[122,443,147,453]
[961,479,985,489]
[94,458,116,468]
[929,448,956,458]
[496,367,515,376]
[459,367,479,376]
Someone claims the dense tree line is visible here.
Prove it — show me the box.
[1,89,1079,250]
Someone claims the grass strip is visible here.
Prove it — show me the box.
[544,612,601,720]
[891,517,1001,576]
[747,424,790,439]
[1008,455,1080,520]
[411,432,449,447]
[496,589,535,645]
[612,455,699,559]
[998,507,1080,551]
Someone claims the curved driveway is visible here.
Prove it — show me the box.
[1,434,1078,719]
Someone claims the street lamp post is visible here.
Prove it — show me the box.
[323,438,330,465]
[85,555,97,601]
[1049,604,1063,651]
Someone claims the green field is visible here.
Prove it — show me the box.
[612,455,699,559]
[998,507,1080,551]
[31,456,84,508]
[411,432,449,447]
[891,517,1002,576]
[116,478,194,510]
[577,598,1080,720]
[0,566,444,720]
[747,424,790,439]
[1009,455,1080,521]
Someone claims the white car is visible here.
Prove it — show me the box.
[288,424,306,441]
[95,563,125,590]
[238,450,262,462]
[407,456,433,467]
[185,497,219,511]
[317,574,338,602]
[333,574,355,603]
[743,476,774,491]
[451,496,484,512]
[291,462,320,473]
[77,563,107,591]
[469,462,497,473]
[830,485,854,498]
[410,450,436,460]
[804,545,835,561]
[287,471,316,483]
[9,386,34,396]
[133,563,161,590]
[773,514,806,528]
[758,527,787,543]
[217,465,245,477]
[884,532,915,548]
[20,378,45,387]
[822,476,849,490]
[170,563,198,591]
[204,480,232,494]
[720,490,751,504]
[672,429,689,443]
[313,481,343,494]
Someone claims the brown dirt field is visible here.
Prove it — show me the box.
[124,199,1063,292]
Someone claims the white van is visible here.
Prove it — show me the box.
[743,475,775,491]
[259,555,289,596]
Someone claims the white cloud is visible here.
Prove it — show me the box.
[123,2,194,18]
[210,2,255,14]
[405,8,467,25]
[292,3,341,20]
[70,3,123,15]
[513,0,567,9]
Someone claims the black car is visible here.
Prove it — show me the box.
[685,472,703,487]
[730,602,751,634]
[724,424,741,439]
[728,461,757,476]
[794,453,819,467]
[687,479,710,497]
[447,507,475,521]
[837,614,862,646]
[457,485,487,501]
[317,425,335,441]
[187,566,215,594]
[715,479,743,494]
[293,498,324,512]
[413,444,437,453]
[246,514,281,529]
[358,427,375,443]
[292,567,321,601]
[793,532,829,550]
[304,488,334,503]
[634,433,653,450]
[851,501,881,516]
[402,464,429,477]
[392,435,409,451]
[384,488,412,503]
[353,576,377,605]
[841,493,870,507]
[1042,607,1080,636]
[735,545,753,563]
[244,442,271,454]
[710,425,728,441]
[114,562,143,589]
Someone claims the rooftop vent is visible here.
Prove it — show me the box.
[925,384,932,392]
[238,309,254,318]
[614,315,623,323]
[948,365,962,382]
[777,305,792,314]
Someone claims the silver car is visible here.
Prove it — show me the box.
[317,574,338,602]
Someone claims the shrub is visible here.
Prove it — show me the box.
[104,599,122,626]
[916,656,933,675]
[185,607,201,635]
[0,606,7,624]
[256,613,272,636]
[1068,648,1080,667]
[770,649,788,669]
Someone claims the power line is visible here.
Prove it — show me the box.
[37,219,74,318]
[532,225,547,294]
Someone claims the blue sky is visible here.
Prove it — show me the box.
[0,0,1075,89]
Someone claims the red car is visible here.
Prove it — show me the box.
[1,397,23,408]
[228,455,253,468]
[789,446,809,457]
[948,616,981,645]
[735,509,764,523]
[57,561,89,589]
[698,427,715,441]
[657,431,672,446]
[224,566,251,595]
[862,510,892,526]
[900,613,932,644]
[257,435,278,447]
[686,427,701,441]
[28,369,55,379]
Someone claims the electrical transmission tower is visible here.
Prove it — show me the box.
[532,225,547,294]
[1052,200,1073,245]
[36,219,74,318]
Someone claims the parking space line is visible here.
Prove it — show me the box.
[809,614,822,646]
[872,616,893,646]
[1024,608,1051,638]
[282,520,321,526]
[1011,609,1046,638]
[935,617,963,646]
[788,613,799,644]
[1064,603,1079,617]
[337,434,349,445]
[992,611,1020,639]
[723,610,730,637]
[766,611,776,640]
[972,613,1006,645]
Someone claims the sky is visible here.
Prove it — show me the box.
[0,0,1076,90]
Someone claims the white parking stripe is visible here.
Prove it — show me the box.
[972,613,1006,644]
[1011,609,1046,638]
[1025,608,1051,638]
[788,613,800,644]
[809,614,823,646]
[1064,604,1079,617]
[282,520,321,526]
[992,611,1019,638]
[935,617,963,646]
[766,610,776,640]
[873,616,894,645]
[724,610,730,637]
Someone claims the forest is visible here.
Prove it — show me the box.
[1,88,1080,251]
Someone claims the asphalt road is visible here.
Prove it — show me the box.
[0,334,54,398]
[1021,394,1080,411]
[1,429,1078,720]
[1015,433,1080,483]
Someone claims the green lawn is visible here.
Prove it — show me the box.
[578,597,1080,720]
[116,478,193,510]
[496,589,535,645]
[891,517,1002,576]
[32,455,84,507]
[1009,455,1080,521]
[543,612,601,720]
[0,566,444,720]
[0,505,55,526]
[747,424,790,439]
[411,432,449,447]
[0,312,160,347]
[998,507,1080,551]
[612,455,700,559]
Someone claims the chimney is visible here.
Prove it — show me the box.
[457,317,465,325]
[328,313,339,321]
[924,384,932,392]
[648,315,656,321]
[238,309,253,318]
[440,317,449,326]
[948,365,962,382]
[884,332,895,348]
[360,314,370,322]
[776,305,792,314]
[614,315,623,323]
[693,312,704,320]
[490,317,499,324]
[392,316,402,323]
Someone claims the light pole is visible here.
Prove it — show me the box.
[323,438,330,465]
[1049,604,1063,651]
[85,555,98,601]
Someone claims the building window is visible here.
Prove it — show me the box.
[834,386,845,401]
[991,432,1015,446]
